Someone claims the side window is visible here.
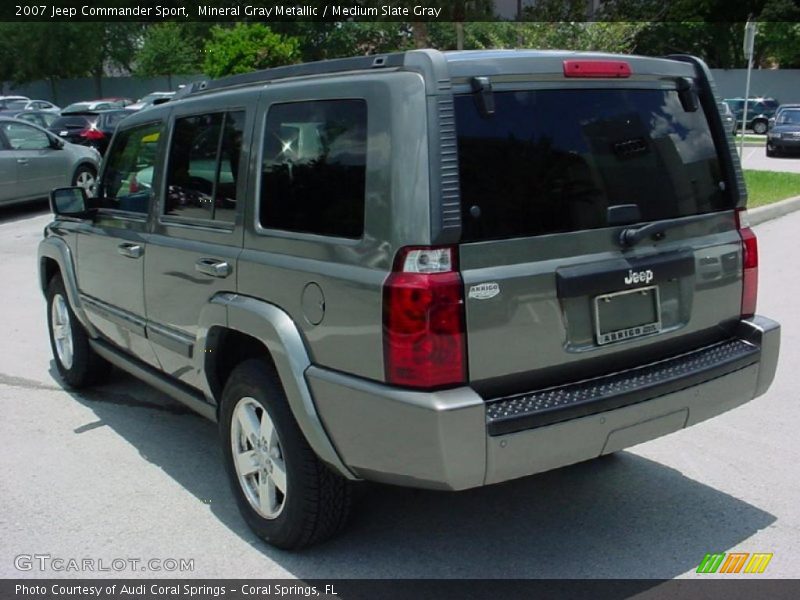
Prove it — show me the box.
[164,111,245,224]
[0,122,51,150]
[100,122,162,214]
[259,99,366,239]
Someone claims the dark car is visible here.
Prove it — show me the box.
[724,97,779,134]
[48,110,131,154]
[766,108,800,157]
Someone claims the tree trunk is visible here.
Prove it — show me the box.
[456,22,464,50]
[412,22,428,49]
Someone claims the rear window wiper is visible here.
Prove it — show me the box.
[619,219,686,247]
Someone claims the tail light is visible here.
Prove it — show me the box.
[383,246,467,389]
[80,128,105,141]
[736,208,758,317]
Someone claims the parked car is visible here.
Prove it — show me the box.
[766,108,800,157]
[48,109,131,154]
[61,100,126,114]
[724,97,779,134]
[5,110,59,129]
[719,101,736,135]
[0,99,60,113]
[39,50,780,549]
[768,103,800,130]
[96,97,134,107]
[0,95,29,110]
[126,91,176,111]
[0,117,99,207]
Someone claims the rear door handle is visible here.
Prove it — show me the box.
[117,243,143,259]
[195,258,232,278]
[16,158,28,165]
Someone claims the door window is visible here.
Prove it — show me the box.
[99,122,162,214]
[164,111,245,224]
[0,122,51,150]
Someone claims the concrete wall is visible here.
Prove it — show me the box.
[0,75,205,106]
[710,69,800,104]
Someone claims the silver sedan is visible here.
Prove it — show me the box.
[0,117,100,207]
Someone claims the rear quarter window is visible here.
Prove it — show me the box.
[258,99,367,239]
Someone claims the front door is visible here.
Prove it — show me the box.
[144,96,254,389]
[75,120,165,366]
[0,121,70,200]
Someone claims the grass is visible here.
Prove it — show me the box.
[743,170,800,207]
[734,134,765,144]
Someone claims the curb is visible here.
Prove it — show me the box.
[749,195,800,226]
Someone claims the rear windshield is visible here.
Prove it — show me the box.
[455,89,731,242]
[51,116,93,129]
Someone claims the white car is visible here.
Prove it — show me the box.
[0,99,60,113]
[0,95,30,111]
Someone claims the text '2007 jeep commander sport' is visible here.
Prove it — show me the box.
[39,50,780,549]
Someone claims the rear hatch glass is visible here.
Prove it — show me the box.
[455,86,743,392]
[51,115,93,131]
[456,89,731,242]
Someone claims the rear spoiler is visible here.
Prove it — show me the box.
[666,55,748,209]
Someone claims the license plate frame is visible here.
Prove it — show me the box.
[594,285,662,346]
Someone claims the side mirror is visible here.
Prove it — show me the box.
[49,135,64,150]
[50,187,92,218]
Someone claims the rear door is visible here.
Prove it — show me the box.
[455,83,743,393]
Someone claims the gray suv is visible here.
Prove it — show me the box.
[38,50,780,549]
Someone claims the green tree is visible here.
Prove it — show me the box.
[135,23,201,90]
[203,24,301,78]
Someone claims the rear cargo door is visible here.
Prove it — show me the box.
[455,86,744,392]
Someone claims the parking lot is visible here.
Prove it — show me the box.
[741,145,800,173]
[0,197,798,579]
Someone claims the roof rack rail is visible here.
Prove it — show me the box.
[186,53,408,96]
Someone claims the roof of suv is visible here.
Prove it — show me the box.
[124,49,698,126]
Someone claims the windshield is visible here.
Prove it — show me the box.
[778,110,800,125]
[455,88,731,242]
[4,100,28,110]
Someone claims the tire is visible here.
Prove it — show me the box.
[72,165,97,197]
[220,359,352,550]
[752,120,768,135]
[46,275,108,388]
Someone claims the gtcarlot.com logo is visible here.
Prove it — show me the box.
[696,552,773,574]
[14,554,194,573]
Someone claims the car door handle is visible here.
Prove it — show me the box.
[16,158,28,165]
[117,243,144,259]
[195,258,232,278]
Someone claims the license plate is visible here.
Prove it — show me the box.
[594,285,662,345]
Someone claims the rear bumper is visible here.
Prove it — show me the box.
[309,316,780,490]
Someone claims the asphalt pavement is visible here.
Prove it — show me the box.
[0,201,798,579]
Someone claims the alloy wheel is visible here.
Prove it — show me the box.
[230,397,287,519]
